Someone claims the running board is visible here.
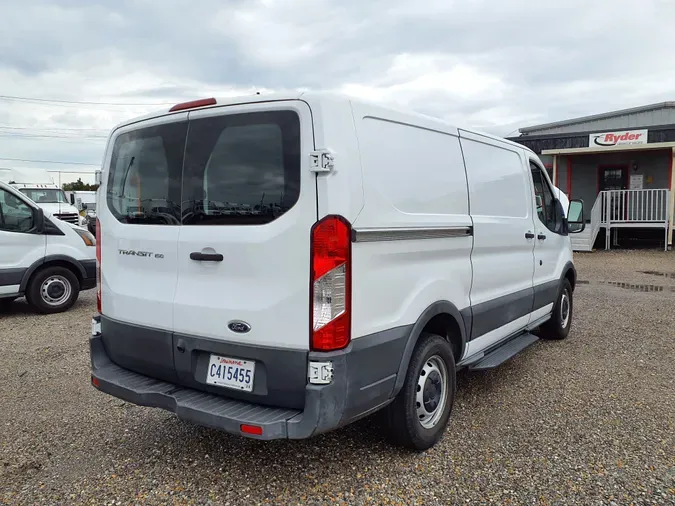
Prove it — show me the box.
[469,332,539,371]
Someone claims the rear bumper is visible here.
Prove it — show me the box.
[90,316,410,440]
[91,333,302,439]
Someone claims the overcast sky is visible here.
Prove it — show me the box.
[1,0,674,182]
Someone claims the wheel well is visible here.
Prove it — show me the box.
[564,268,576,291]
[28,261,82,288]
[422,313,463,361]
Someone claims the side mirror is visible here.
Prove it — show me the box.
[568,199,585,233]
[70,194,75,205]
[33,207,45,234]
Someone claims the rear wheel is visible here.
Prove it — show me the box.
[537,279,573,340]
[385,333,456,451]
[26,266,80,314]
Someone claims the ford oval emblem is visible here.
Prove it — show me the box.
[228,320,251,334]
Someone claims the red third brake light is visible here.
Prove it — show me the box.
[96,218,101,313]
[169,97,217,112]
[310,216,352,351]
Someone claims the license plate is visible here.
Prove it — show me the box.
[206,354,255,392]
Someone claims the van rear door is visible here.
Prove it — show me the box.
[172,101,316,356]
[101,113,188,331]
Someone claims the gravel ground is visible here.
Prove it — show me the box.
[1,251,674,505]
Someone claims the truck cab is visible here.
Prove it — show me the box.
[0,169,83,226]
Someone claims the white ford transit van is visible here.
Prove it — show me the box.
[90,93,585,450]
[0,181,97,313]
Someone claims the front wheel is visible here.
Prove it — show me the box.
[26,266,80,314]
[385,333,456,451]
[537,279,573,340]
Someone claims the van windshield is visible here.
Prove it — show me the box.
[106,110,301,226]
[19,188,69,204]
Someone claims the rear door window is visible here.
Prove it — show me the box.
[107,121,187,225]
[105,111,300,226]
[181,110,300,225]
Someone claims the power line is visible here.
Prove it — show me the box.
[0,125,108,132]
[0,93,172,107]
[0,157,99,166]
[0,133,106,140]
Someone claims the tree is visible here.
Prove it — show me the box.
[62,178,99,191]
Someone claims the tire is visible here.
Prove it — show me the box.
[385,333,456,451]
[26,266,80,314]
[537,279,573,340]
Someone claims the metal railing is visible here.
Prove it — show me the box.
[592,189,672,251]
[600,189,670,224]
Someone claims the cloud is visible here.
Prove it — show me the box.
[0,0,674,181]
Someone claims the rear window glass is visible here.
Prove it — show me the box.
[106,111,300,226]
[181,110,300,225]
[107,121,187,225]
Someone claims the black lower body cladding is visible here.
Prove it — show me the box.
[92,316,411,439]
[78,259,97,290]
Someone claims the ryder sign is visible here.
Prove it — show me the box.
[589,129,648,148]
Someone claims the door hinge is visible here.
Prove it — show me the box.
[309,150,334,173]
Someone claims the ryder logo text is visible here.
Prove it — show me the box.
[589,129,648,148]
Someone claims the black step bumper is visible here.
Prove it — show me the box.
[91,336,301,438]
[90,316,409,440]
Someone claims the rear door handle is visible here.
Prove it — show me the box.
[190,252,224,262]
[537,233,547,240]
[525,231,535,239]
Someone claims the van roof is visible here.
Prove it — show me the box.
[112,91,308,131]
[110,91,533,154]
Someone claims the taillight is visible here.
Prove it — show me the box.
[310,216,351,351]
[95,218,101,313]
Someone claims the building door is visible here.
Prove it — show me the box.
[600,167,627,191]
[599,167,627,222]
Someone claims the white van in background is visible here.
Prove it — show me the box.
[0,181,96,313]
[90,93,585,450]
[0,168,83,226]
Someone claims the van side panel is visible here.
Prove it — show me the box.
[349,104,473,344]
[459,130,536,357]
